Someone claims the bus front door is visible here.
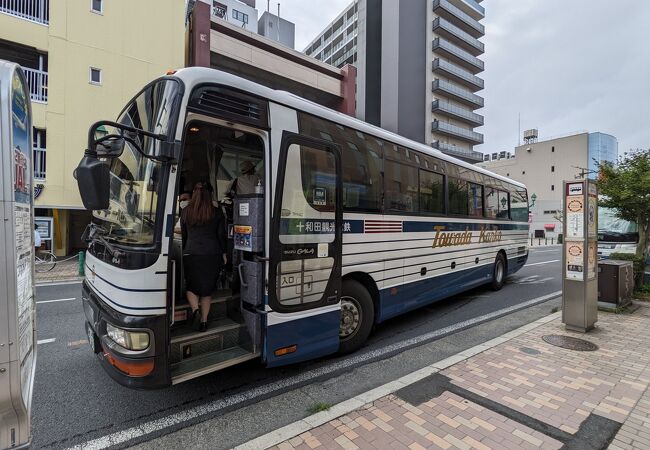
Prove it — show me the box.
[265,134,342,367]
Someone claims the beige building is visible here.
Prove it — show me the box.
[478,131,618,236]
[0,0,185,255]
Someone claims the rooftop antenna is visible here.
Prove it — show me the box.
[277,2,281,41]
[267,0,269,12]
[518,112,521,146]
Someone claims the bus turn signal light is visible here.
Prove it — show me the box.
[104,351,154,377]
[274,345,297,357]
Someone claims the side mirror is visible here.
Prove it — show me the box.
[74,151,110,210]
[95,137,125,158]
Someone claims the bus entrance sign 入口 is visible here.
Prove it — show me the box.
[562,180,598,333]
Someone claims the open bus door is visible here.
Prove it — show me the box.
[265,134,343,367]
[0,61,37,449]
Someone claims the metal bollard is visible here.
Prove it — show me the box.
[530,235,533,246]
[545,238,548,245]
[78,251,85,276]
[552,238,554,245]
[538,238,541,246]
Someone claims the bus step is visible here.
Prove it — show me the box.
[171,346,260,384]
[170,318,245,364]
[172,293,235,324]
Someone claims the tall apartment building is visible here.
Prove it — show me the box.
[304,0,485,164]
[0,0,185,255]
[303,2,358,68]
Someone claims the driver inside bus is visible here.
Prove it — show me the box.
[227,160,261,197]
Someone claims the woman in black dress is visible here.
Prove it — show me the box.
[181,182,227,332]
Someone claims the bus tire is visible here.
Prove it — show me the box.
[338,280,374,354]
[491,253,507,291]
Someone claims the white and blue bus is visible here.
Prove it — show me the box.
[75,67,529,389]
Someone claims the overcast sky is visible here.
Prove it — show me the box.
[277,0,649,155]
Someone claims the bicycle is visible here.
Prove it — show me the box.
[35,250,57,273]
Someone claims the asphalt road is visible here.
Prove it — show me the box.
[31,246,561,449]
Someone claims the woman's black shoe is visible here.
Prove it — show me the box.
[191,309,201,331]
[199,322,208,332]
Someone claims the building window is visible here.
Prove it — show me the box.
[551,165,555,172]
[89,67,102,85]
[506,173,510,177]
[232,9,248,24]
[33,128,46,180]
[551,146,555,152]
[551,185,555,191]
[91,0,103,14]
[522,171,525,175]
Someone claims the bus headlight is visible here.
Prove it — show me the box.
[106,323,150,351]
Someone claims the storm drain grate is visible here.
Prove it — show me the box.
[542,335,599,351]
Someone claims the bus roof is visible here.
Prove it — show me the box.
[173,67,526,190]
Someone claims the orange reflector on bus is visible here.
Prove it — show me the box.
[166,70,177,75]
[104,351,154,377]
[274,345,297,357]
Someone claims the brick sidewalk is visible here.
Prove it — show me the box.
[266,303,650,450]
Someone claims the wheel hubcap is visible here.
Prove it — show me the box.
[496,261,504,282]
[340,297,361,339]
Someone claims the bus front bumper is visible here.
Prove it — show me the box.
[81,281,171,389]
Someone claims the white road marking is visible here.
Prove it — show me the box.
[65,290,562,450]
[529,249,560,254]
[525,259,560,267]
[36,297,77,304]
[37,338,56,345]
[35,280,83,287]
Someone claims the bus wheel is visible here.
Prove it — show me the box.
[339,280,374,354]
[491,253,507,291]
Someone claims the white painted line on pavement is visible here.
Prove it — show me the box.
[529,249,561,254]
[35,280,83,287]
[66,290,562,450]
[236,309,564,450]
[525,259,560,267]
[37,338,56,345]
[36,297,77,304]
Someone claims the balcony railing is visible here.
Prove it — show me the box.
[33,146,46,180]
[432,17,484,55]
[432,0,484,38]
[432,59,483,91]
[22,67,48,103]
[432,38,484,73]
[0,0,49,24]
[432,120,484,144]
[432,79,484,108]
[432,141,484,163]
[432,99,484,126]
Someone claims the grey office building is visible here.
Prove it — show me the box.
[305,0,485,164]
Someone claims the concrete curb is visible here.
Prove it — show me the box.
[234,311,562,450]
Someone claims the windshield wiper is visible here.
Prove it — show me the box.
[87,222,125,261]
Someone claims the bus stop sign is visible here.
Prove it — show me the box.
[0,60,36,450]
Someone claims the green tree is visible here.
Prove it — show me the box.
[598,150,650,263]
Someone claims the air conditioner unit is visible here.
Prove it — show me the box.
[499,151,506,159]
[483,154,490,161]
[491,153,498,160]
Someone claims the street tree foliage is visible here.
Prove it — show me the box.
[598,149,650,261]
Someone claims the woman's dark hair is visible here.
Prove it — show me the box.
[183,182,215,226]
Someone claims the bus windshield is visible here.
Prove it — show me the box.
[598,207,638,241]
[91,78,180,246]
